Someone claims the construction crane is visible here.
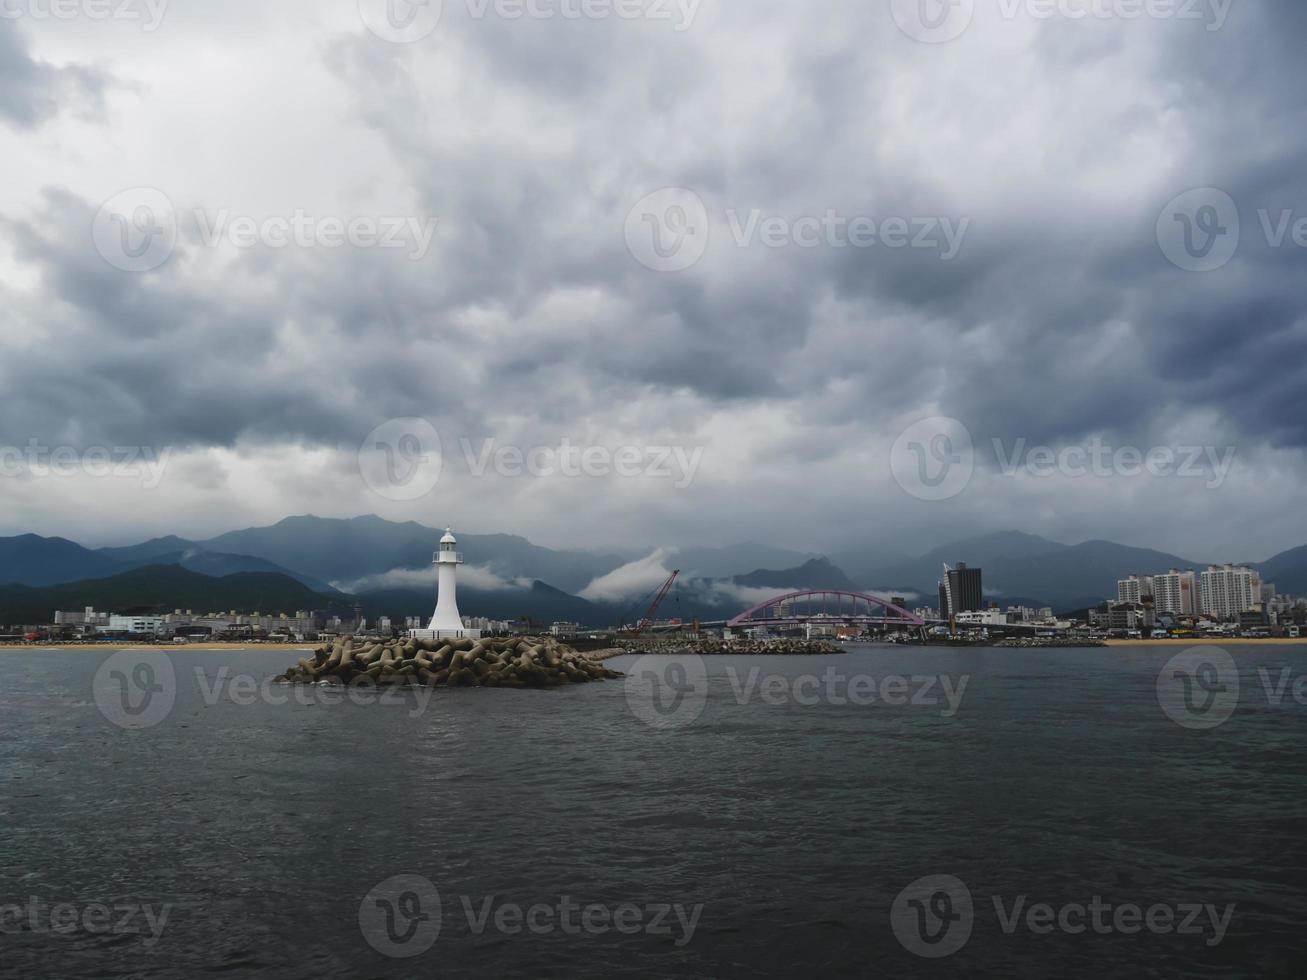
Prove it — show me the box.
[619,570,681,633]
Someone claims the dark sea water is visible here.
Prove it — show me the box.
[2,643,1305,978]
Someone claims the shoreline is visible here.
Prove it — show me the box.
[4,638,1305,654]
[1104,637,1307,646]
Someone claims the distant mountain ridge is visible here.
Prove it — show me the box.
[2,519,1305,617]
[0,566,341,626]
[0,534,335,592]
[201,516,623,594]
[1253,545,1307,597]
[858,531,1212,610]
[676,542,819,579]
[733,557,857,592]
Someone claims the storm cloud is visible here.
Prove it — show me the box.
[1,0,1304,560]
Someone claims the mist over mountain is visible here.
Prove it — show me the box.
[674,543,820,579]
[3,517,1305,623]
[202,516,623,595]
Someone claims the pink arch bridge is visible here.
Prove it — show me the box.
[728,590,925,629]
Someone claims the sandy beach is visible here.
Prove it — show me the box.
[1104,637,1307,646]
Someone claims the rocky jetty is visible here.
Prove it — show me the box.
[994,637,1106,649]
[616,638,844,656]
[275,635,623,688]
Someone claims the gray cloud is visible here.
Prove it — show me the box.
[1,1,1305,560]
[0,21,107,129]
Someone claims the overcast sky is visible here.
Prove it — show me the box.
[1,0,1304,561]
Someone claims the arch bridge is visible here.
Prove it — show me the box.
[727,590,925,629]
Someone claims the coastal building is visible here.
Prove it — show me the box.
[53,607,110,628]
[464,616,511,634]
[1117,575,1155,604]
[1108,602,1155,633]
[1151,569,1197,616]
[409,528,481,641]
[107,615,165,635]
[1005,605,1057,624]
[1266,594,1303,626]
[1200,564,1261,620]
[954,605,1059,627]
[938,563,983,618]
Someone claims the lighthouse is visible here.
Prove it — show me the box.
[409,528,481,641]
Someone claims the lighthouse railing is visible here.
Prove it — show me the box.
[433,551,465,563]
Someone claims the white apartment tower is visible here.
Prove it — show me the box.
[1199,564,1261,620]
[1117,575,1155,605]
[1152,569,1198,616]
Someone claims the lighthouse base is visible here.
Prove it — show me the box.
[408,628,482,642]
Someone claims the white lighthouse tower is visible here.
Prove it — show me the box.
[409,528,481,641]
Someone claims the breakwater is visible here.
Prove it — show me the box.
[275,635,622,688]
[994,637,1107,648]
[615,638,844,656]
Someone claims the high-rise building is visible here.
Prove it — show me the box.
[1117,575,1155,604]
[1152,569,1197,616]
[1200,564,1261,620]
[938,563,984,617]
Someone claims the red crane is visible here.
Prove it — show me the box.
[622,570,681,633]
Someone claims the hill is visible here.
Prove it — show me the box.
[0,534,122,587]
[733,557,858,592]
[201,515,624,593]
[0,566,343,626]
[675,542,819,579]
[860,531,1208,609]
[1253,544,1307,596]
[0,534,336,592]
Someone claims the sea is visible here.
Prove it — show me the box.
[1,643,1304,978]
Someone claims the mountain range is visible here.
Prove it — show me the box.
[2,517,1306,625]
[852,531,1220,610]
